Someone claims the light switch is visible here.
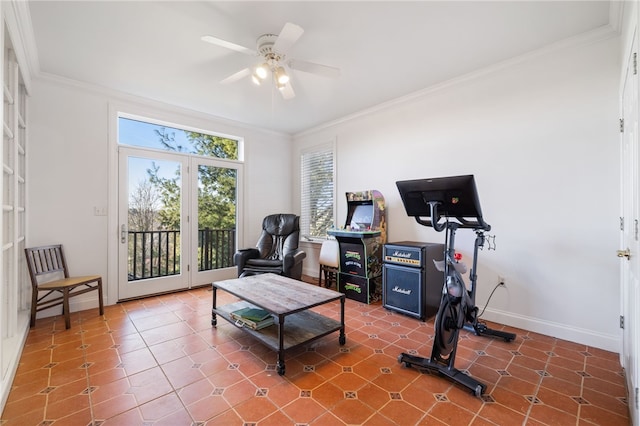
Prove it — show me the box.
[94,206,107,216]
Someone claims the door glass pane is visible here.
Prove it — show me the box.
[197,165,237,271]
[128,156,181,281]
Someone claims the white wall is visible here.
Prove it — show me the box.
[294,33,620,351]
[28,76,293,308]
[29,79,110,278]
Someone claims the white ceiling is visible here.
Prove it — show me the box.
[27,1,614,135]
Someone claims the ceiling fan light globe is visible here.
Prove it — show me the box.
[275,66,289,84]
[255,64,268,80]
[278,74,290,84]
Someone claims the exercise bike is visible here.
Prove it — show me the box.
[395,175,515,397]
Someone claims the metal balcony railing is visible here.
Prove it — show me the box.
[128,228,235,281]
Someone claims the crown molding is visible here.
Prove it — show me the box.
[34,71,291,139]
[295,24,619,139]
[608,0,624,35]
[3,0,39,93]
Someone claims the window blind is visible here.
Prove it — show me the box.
[301,146,334,239]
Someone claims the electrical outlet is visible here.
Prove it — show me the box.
[498,276,506,287]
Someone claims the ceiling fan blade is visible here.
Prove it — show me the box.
[279,81,296,99]
[220,68,251,84]
[273,23,304,54]
[201,35,256,55]
[288,59,341,79]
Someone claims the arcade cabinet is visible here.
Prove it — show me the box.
[328,190,386,304]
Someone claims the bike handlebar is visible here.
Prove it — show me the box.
[413,201,491,232]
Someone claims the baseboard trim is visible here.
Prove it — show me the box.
[301,270,622,353]
[47,284,622,354]
[481,307,621,353]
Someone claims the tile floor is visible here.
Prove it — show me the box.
[0,276,631,425]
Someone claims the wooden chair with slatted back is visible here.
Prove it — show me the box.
[24,244,104,329]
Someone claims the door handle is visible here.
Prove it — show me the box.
[121,224,126,244]
[617,248,631,259]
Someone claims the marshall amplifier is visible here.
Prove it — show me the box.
[382,241,444,320]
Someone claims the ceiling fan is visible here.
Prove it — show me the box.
[201,22,340,99]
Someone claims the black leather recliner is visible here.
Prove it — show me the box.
[234,213,306,280]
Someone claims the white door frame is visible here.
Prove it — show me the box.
[620,26,640,426]
[107,103,244,305]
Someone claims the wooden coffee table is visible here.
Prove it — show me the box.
[211,273,346,375]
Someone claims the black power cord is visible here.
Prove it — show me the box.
[477,281,503,318]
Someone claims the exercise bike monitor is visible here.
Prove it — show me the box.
[396,175,489,231]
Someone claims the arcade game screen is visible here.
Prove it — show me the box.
[348,204,373,230]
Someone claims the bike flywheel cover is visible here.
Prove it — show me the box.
[435,297,459,357]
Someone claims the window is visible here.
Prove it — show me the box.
[301,144,334,239]
[118,116,240,160]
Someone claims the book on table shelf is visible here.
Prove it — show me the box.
[230,306,274,330]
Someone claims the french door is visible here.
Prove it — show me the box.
[620,31,639,425]
[190,156,242,287]
[118,146,241,300]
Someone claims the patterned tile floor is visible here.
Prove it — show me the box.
[0,277,630,425]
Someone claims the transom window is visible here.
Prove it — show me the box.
[118,116,240,160]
